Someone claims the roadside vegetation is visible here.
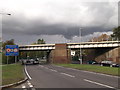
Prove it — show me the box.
[0,53,2,65]
[2,63,24,85]
[56,64,119,76]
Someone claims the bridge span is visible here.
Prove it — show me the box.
[19,41,120,51]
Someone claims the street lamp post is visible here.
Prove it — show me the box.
[0,13,11,15]
[79,28,82,64]
[0,12,11,41]
[0,13,11,64]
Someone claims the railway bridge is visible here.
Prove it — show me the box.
[19,41,120,64]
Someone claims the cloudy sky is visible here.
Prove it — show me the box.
[0,0,119,45]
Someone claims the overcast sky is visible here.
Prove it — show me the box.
[0,0,119,45]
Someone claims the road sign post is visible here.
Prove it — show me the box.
[15,56,17,63]
[5,45,19,64]
[7,56,8,64]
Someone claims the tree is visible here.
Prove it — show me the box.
[2,39,15,50]
[2,39,16,64]
[31,39,46,45]
[89,34,110,42]
[111,26,120,41]
[37,39,45,44]
[20,39,46,60]
[36,39,46,58]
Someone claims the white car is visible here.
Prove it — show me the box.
[22,59,39,65]
[100,61,119,67]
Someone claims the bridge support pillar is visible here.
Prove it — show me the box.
[95,47,120,64]
[49,44,71,64]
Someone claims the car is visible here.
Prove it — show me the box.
[111,63,120,67]
[33,58,39,64]
[100,60,119,67]
[87,60,98,64]
[21,58,39,65]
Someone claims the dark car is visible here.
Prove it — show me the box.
[100,61,119,67]
[87,60,98,64]
[33,58,39,64]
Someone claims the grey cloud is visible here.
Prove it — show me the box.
[2,1,117,44]
[3,17,113,40]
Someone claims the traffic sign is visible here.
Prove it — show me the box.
[5,45,19,56]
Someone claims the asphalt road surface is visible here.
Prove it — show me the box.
[16,64,119,89]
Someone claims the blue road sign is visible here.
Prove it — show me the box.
[5,45,19,56]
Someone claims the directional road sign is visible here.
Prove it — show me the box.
[5,45,19,56]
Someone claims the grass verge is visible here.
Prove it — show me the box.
[56,64,119,76]
[2,63,24,85]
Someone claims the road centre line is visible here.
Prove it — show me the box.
[66,68,80,71]
[45,67,49,69]
[25,65,32,80]
[54,65,118,78]
[82,71,118,78]
[39,65,44,67]
[61,73,75,78]
[49,69,58,72]
[84,79,115,89]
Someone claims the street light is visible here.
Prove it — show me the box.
[0,13,11,64]
[0,13,11,16]
[79,28,82,64]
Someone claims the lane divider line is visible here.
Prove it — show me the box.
[49,69,58,72]
[84,79,115,89]
[55,65,118,78]
[45,67,49,69]
[61,73,75,78]
[39,65,44,67]
[82,71,118,78]
[25,65,32,80]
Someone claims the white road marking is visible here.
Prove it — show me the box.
[39,65,44,67]
[84,79,115,89]
[22,85,26,88]
[25,65,32,80]
[49,69,58,72]
[67,68,80,71]
[27,81,33,88]
[55,65,63,68]
[27,80,30,83]
[29,85,34,88]
[61,73,75,78]
[55,65,118,78]
[82,71,118,78]
[44,67,49,69]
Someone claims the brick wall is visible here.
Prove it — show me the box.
[49,44,71,64]
[95,47,120,63]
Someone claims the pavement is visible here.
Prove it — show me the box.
[14,64,119,89]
